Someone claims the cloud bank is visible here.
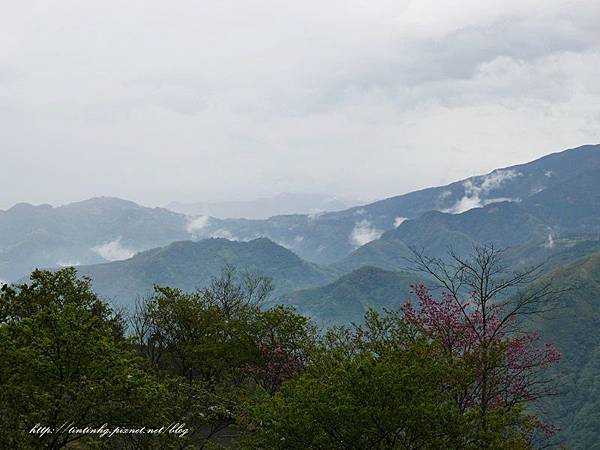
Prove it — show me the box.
[393,217,407,228]
[56,260,82,267]
[1,1,599,208]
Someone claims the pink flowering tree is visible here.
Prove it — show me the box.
[407,245,565,440]
[242,305,315,394]
[242,341,305,394]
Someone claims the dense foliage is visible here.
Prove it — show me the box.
[244,285,558,449]
[526,252,600,448]
[0,269,167,449]
[0,255,563,449]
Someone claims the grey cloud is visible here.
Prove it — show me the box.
[0,1,599,209]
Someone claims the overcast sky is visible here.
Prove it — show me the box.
[1,0,599,209]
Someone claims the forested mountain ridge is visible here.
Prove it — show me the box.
[337,163,600,273]
[74,237,337,306]
[20,144,600,318]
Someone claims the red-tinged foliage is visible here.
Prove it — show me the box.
[242,341,305,394]
[402,283,560,436]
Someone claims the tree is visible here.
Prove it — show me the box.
[130,266,315,448]
[242,305,316,394]
[200,265,273,320]
[242,310,537,449]
[407,245,564,445]
[0,269,167,450]
[243,246,563,449]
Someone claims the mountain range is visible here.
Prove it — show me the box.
[0,198,189,281]
[3,144,599,284]
[189,144,600,264]
[165,192,361,219]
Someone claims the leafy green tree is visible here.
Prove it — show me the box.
[241,306,546,449]
[408,245,563,445]
[131,267,316,448]
[0,268,168,450]
[241,312,473,449]
[242,305,316,394]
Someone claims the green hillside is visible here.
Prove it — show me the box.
[333,238,414,273]
[76,237,337,308]
[335,201,547,272]
[526,251,600,448]
[337,200,600,276]
[282,266,424,327]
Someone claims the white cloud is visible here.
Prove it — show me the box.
[484,197,519,206]
[186,215,211,235]
[445,192,483,214]
[543,233,555,249]
[480,169,521,191]
[92,238,136,261]
[393,216,407,228]
[56,260,82,267]
[187,216,243,240]
[209,229,237,240]
[444,169,522,214]
[350,220,383,247]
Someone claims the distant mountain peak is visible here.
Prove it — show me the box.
[64,197,145,209]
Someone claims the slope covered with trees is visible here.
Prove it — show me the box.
[0,256,562,449]
[75,237,337,306]
[282,266,422,327]
[525,251,600,448]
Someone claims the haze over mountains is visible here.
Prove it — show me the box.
[2,144,599,285]
[190,144,600,264]
[6,144,600,330]
[166,192,361,219]
[0,198,190,281]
